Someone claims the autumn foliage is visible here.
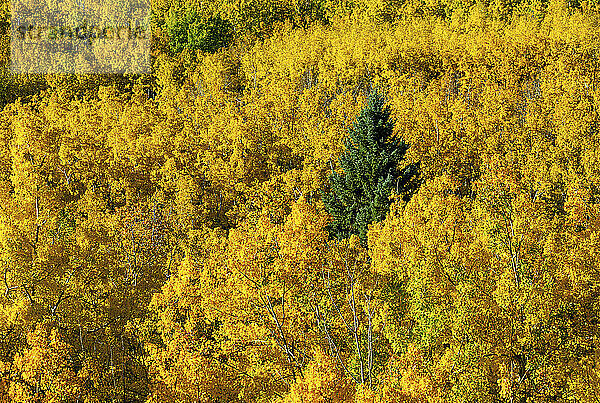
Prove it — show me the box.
[1,0,600,401]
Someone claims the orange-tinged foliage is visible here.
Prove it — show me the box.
[0,1,600,401]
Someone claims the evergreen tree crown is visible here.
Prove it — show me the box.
[323,89,417,244]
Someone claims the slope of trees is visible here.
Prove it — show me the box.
[0,0,599,401]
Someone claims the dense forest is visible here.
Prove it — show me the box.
[1,0,600,401]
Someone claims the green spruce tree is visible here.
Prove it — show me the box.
[323,89,417,244]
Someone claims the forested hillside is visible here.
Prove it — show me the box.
[1,0,600,401]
